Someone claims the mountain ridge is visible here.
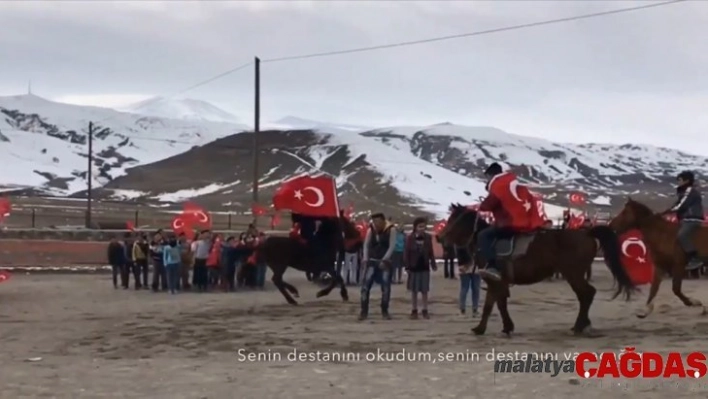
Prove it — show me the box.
[1,94,703,219]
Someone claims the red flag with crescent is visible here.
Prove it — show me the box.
[0,270,11,283]
[433,220,446,234]
[182,202,212,229]
[619,229,654,285]
[344,203,354,219]
[171,214,188,235]
[273,175,339,218]
[0,197,11,222]
[568,192,586,205]
[251,203,268,217]
[270,212,281,229]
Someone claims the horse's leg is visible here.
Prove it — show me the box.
[495,283,514,336]
[671,262,702,307]
[271,268,298,305]
[282,282,300,298]
[472,283,497,335]
[338,274,349,302]
[316,264,340,298]
[637,265,664,318]
[564,274,596,334]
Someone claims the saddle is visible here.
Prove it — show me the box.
[493,232,537,259]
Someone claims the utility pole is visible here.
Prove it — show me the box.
[85,122,94,228]
[252,56,261,226]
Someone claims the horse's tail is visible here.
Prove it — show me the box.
[587,225,636,301]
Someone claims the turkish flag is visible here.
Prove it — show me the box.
[171,215,188,235]
[568,214,586,229]
[344,203,354,219]
[568,192,586,205]
[270,213,281,229]
[0,270,11,283]
[354,220,368,236]
[433,220,446,234]
[619,229,654,285]
[273,175,339,217]
[0,197,11,222]
[664,213,678,223]
[251,203,268,216]
[126,221,135,231]
[183,202,212,229]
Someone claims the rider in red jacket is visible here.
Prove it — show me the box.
[477,162,542,281]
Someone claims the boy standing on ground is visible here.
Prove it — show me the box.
[192,230,211,292]
[107,236,126,289]
[132,235,149,289]
[403,218,437,319]
[359,213,396,320]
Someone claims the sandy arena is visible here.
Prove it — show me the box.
[1,264,708,398]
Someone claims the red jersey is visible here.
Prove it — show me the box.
[478,172,544,232]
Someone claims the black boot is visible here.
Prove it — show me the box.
[479,259,502,282]
[686,252,703,271]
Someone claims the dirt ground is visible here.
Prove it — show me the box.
[2,264,708,398]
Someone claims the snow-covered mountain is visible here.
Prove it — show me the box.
[0,94,247,195]
[269,116,371,132]
[2,95,706,219]
[122,97,242,124]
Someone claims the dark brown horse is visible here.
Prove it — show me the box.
[608,198,707,318]
[254,215,361,305]
[438,204,635,336]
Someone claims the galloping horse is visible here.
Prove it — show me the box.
[609,198,708,318]
[438,204,635,336]
[254,214,361,305]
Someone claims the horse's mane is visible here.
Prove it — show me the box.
[626,198,659,220]
[446,202,490,233]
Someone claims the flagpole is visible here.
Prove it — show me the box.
[252,56,261,226]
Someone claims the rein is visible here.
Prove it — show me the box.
[468,212,482,275]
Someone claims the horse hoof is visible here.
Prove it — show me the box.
[316,291,326,298]
[471,326,486,336]
[689,298,703,307]
[342,297,349,302]
[702,306,707,316]
[288,301,299,306]
[636,304,653,319]
[293,293,300,298]
[502,330,513,338]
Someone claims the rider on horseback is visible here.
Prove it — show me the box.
[664,170,704,271]
[477,162,542,282]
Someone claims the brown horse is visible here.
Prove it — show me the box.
[608,198,707,318]
[438,204,635,336]
[254,215,361,305]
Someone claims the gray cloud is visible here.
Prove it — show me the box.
[1,1,707,153]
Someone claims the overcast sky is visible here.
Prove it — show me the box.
[1,1,707,153]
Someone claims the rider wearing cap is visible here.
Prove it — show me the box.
[476,162,543,281]
[663,171,704,271]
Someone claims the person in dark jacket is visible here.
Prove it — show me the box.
[663,170,704,270]
[122,232,136,289]
[221,236,240,291]
[150,232,167,292]
[107,236,126,289]
[132,235,150,289]
[403,217,437,319]
[360,213,396,320]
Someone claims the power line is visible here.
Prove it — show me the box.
[261,0,686,63]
